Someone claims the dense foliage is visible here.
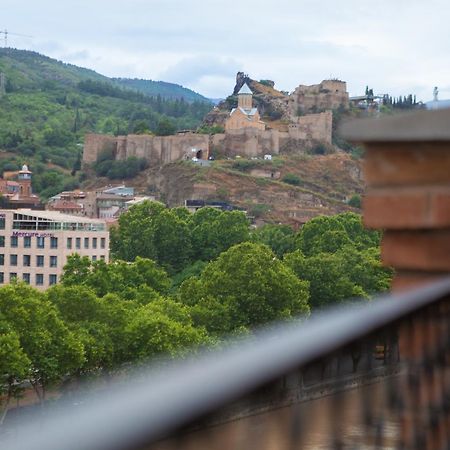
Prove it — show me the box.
[0,49,212,197]
[0,204,392,419]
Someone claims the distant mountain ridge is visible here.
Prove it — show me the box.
[0,48,210,103]
[113,78,210,103]
[0,48,213,199]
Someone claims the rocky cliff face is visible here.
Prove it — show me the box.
[203,72,290,128]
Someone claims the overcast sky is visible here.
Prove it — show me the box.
[2,0,449,100]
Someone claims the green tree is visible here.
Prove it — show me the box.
[60,254,92,286]
[125,301,209,361]
[296,212,380,256]
[152,209,193,274]
[251,224,296,258]
[179,242,310,335]
[189,208,250,261]
[0,284,84,401]
[110,200,165,261]
[155,117,176,136]
[284,250,365,309]
[0,316,31,424]
[61,255,171,301]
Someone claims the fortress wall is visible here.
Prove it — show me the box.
[290,80,349,115]
[294,111,333,144]
[212,129,279,157]
[83,133,210,167]
[83,134,117,164]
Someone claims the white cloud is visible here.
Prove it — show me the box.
[1,0,449,100]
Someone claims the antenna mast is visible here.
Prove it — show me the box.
[0,29,33,47]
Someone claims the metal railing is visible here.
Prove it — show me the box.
[2,278,450,450]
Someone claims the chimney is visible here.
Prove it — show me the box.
[341,108,450,291]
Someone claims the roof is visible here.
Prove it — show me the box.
[230,107,259,117]
[340,108,450,142]
[238,83,253,95]
[10,208,105,224]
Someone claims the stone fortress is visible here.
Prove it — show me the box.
[82,73,349,166]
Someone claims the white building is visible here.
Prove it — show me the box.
[0,209,109,289]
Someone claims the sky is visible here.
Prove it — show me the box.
[2,0,450,101]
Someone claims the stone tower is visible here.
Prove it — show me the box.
[237,83,253,110]
[18,164,32,197]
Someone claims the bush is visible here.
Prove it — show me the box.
[197,125,224,135]
[232,160,258,172]
[310,143,328,155]
[282,173,301,186]
[348,194,362,209]
[250,204,270,218]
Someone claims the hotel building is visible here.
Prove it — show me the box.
[0,209,109,289]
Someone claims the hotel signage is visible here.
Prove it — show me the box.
[12,231,55,238]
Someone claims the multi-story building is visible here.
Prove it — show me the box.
[0,209,109,289]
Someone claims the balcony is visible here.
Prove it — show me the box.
[2,108,450,449]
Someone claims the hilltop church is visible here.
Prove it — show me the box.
[225,83,266,132]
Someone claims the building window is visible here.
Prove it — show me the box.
[24,236,31,248]
[76,237,81,249]
[0,236,4,247]
[36,274,44,286]
[92,255,97,262]
[84,237,89,249]
[100,238,106,249]
[67,237,72,249]
[50,237,58,249]
[22,273,30,284]
[49,274,57,285]
[0,217,5,230]
[50,256,57,268]
[100,255,105,261]
[11,236,18,248]
[23,255,31,267]
[10,254,17,266]
[93,238,97,249]
[0,254,3,266]
[36,255,44,267]
[37,236,45,248]
[9,273,17,282]
[0,272,4,283]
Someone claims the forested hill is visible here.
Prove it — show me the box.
[113,78,209,103]
[0,48,212,199]
[0,49,209,102]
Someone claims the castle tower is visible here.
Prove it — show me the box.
[238,83,253,110]
[18,164,32,197]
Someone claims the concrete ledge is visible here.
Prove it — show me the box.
[339,108,450,142]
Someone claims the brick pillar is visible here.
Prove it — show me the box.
[341,108,450,291]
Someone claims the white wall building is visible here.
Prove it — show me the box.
[0,209,109,289]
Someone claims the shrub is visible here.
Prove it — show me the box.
[310,143,328,155]
[232,160,257,172]
[348,194,362,209]
[250,203,270,218]
[282,173,301,186]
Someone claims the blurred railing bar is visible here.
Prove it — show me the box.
[4,277,450,450]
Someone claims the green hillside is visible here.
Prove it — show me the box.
[0,49,212,199]
[113,78,210,103]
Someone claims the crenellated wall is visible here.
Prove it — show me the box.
[83,133,210,166]
[290,80,349,115]
[83,111,333,165]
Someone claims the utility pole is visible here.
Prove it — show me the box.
[0,29,33,47]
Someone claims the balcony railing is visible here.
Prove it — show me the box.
[1,277,449,450]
